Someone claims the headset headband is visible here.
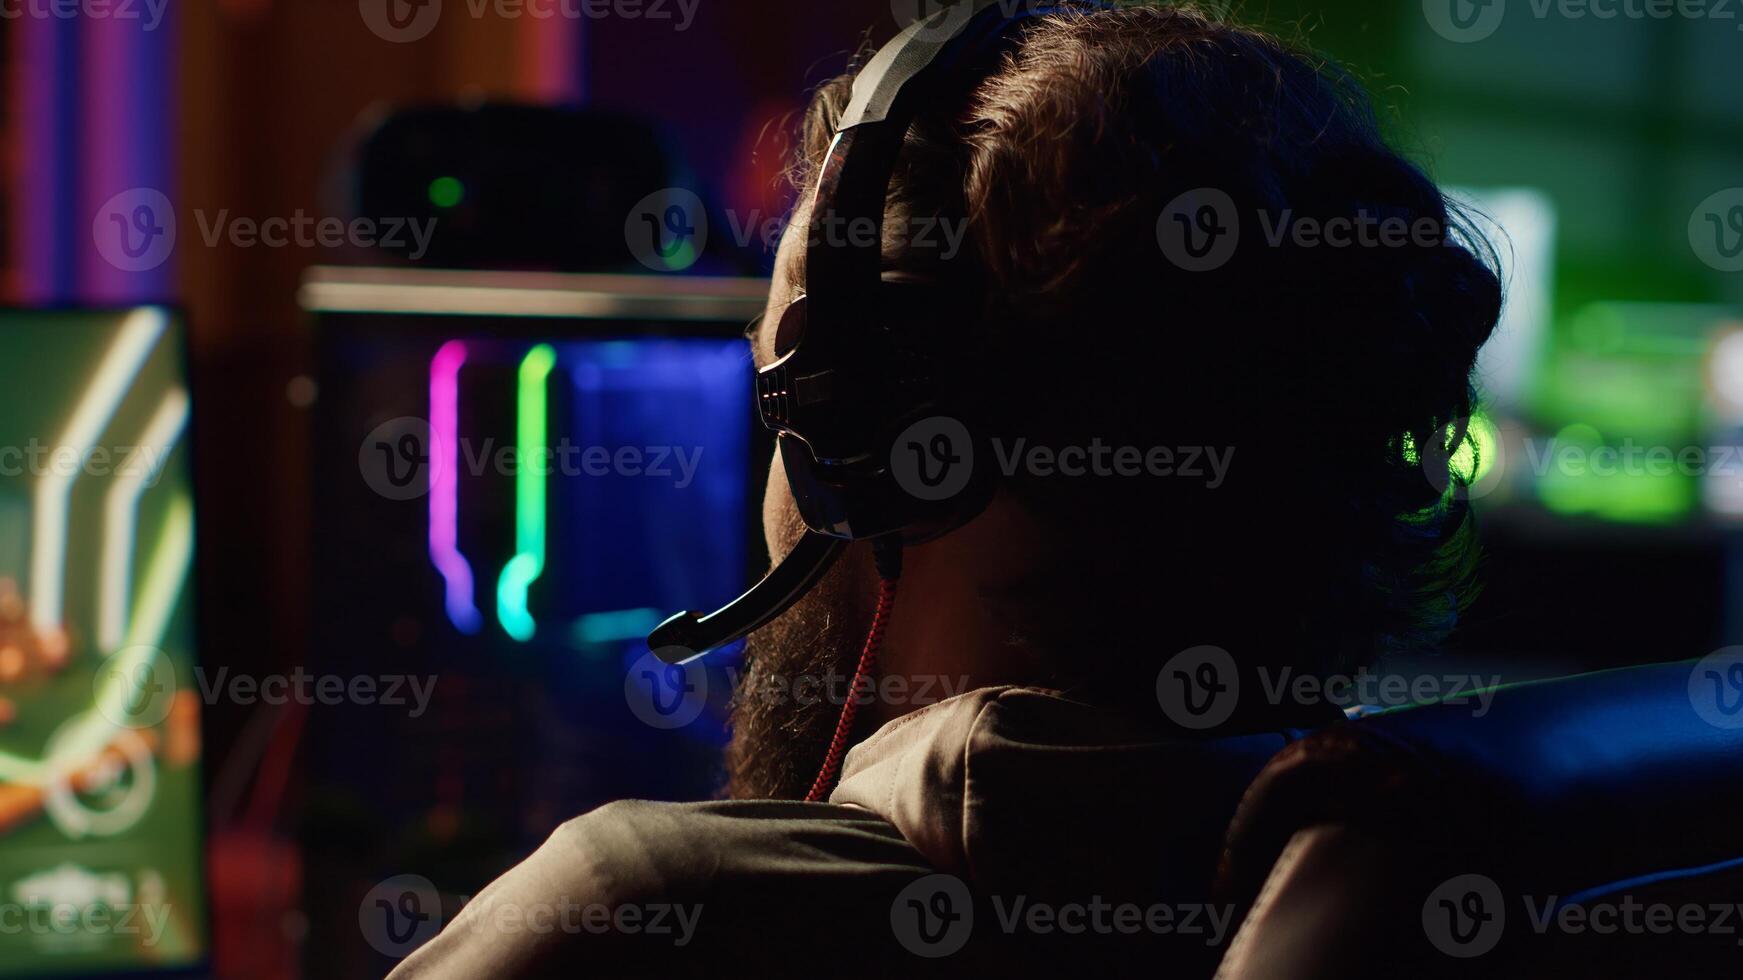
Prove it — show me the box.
[802,1,1090,368]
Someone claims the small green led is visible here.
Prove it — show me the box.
[428,176,465,209]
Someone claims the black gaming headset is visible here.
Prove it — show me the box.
[648,0,1099,664]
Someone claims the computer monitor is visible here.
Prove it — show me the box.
[299,268,768,974]
[0,307,206,975]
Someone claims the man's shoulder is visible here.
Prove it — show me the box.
[544,797,935,901]
[388,799,937,980]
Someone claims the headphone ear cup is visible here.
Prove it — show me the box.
[777,406,995,544]
[770,277,996,542]
[773,294,808,357]
[880,409,996,543]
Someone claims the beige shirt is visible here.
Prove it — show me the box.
[387,687,1295,978]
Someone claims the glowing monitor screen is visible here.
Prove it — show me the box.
[299,270,769,900]
[0,308,205,974]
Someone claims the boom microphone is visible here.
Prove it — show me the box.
[647,531,847,664]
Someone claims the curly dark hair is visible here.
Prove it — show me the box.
[790,3,1502,697]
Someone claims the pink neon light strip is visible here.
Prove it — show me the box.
[430,340,482,634]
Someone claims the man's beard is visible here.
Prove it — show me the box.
[723,552,873,800]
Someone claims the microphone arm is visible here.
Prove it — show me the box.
[647,530,849,665]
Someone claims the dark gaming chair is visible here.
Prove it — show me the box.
[1211,659,1743,978]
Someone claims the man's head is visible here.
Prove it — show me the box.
[726,3,1502,799]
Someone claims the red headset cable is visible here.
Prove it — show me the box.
[804,540,903,803]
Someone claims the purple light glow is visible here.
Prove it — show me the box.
[430,339,482,634]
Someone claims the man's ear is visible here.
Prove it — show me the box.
[904,492,1049,631]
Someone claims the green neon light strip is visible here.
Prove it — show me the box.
[497,344,556,641]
